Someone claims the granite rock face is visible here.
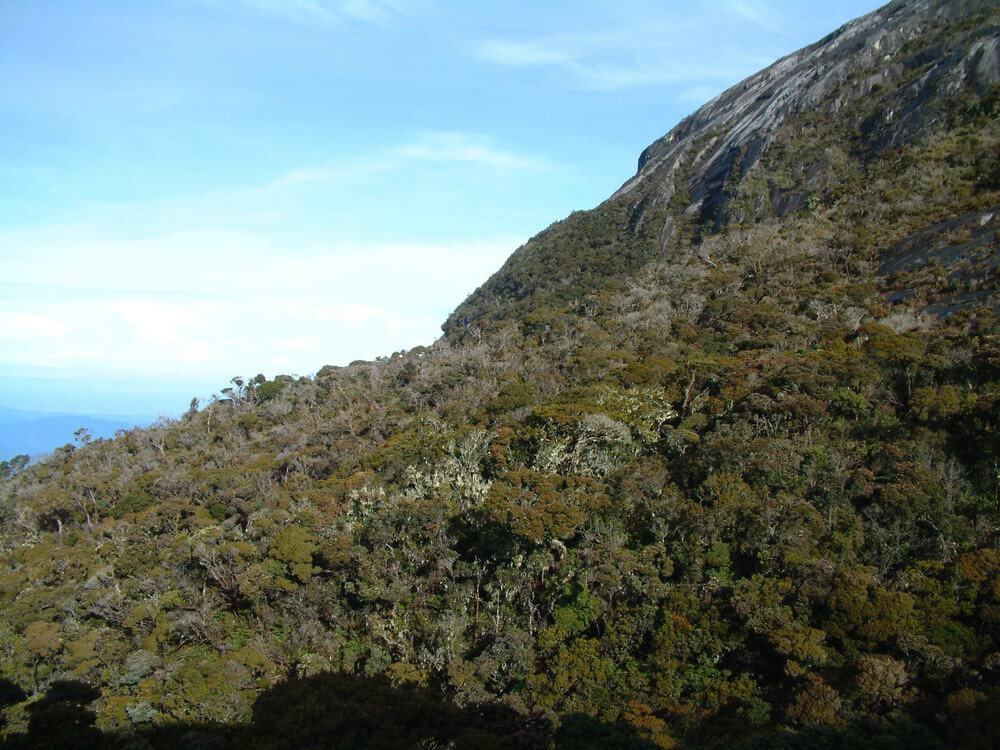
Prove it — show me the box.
[444,0,999,335]
[614,0,999,233]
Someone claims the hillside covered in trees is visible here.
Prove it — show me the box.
[1,0,999,747]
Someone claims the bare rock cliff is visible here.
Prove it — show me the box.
[615,0,1000,232]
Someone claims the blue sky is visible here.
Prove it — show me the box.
[1,0,881,418]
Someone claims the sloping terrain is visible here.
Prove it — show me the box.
[447,0,999,335]
[1,1,999,748]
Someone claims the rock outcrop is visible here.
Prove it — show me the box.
[615,0,1000,232]
[445,0,999,335]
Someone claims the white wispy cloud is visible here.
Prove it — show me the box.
[67,131,549,235]
[268,132,547,192]
[475,39,574,67]
[471,1,786,91]
[474,38,767,90]
[200,0,423,27]
[721,0,788,31]
[338,0,418,24]
[393,132,549,171]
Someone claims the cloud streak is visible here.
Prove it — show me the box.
[195,0,423,27]
[29,130,550,244]
[471,1,787,90]
[273,132,548,190]
[475,39,771,91]
[475,40,574,67]
[392,132,550,171]
[721,0,789,31]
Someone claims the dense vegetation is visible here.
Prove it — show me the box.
[1,1,998,748]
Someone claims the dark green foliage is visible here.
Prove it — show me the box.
[0,457,28,481]
[108,489,155,519]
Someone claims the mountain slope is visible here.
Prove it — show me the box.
[446,0,999,334]
[1,1,999,748]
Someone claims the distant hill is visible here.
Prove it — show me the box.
[0,407,148,460]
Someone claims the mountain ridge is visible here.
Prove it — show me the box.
[445,0,999,336]
[619,0,1000,206]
